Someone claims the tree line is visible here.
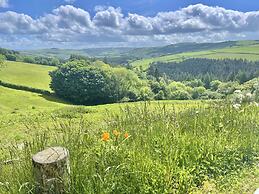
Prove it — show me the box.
[50,57,259,104]
[0,48,62,66]
[148,58,259,84]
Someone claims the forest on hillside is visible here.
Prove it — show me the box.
[148,58,259,83]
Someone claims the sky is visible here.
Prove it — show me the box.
[1,0,259,49]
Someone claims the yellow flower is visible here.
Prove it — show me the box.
[124,132,129,139]
[101,132,110,141]
[113,130,120,137]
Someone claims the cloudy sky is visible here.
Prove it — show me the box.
[1,0,259,49]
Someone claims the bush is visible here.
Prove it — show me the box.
[138,86,154,101]
[50,62,118,105]
[210,80,222,91]
[217,81,239,95]
[192,86,206,99]
[50,61,145,104]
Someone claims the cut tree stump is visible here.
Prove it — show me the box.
[32,147,70,194]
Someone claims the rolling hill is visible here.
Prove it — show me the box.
[131,42,259,70]
[20,40,259,66]
[0,61,56,91]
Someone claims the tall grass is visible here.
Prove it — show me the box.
[0,102,258,193]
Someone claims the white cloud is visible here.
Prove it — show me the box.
[1,4,259,48]
[93,7,124,28]
[0,0,8,8]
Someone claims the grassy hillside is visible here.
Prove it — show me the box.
[0,86,65,113]
[1,101,258,193]
[0,51,258,193]
[0,61,55,91]
[132,43,259,70]
[0,83,200,141]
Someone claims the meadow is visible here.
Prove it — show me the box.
[0,53,258,193]
[131,44,259,70]
[0,61,55,91]
[0,101,258,193]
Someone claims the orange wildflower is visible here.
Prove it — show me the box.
[101,132,110,141]
[113,130,120,137]
[124,132,129,139]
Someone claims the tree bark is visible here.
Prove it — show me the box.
[32,147,70,194]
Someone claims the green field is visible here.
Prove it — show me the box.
[131,44,259,70]
[0,61,55,91]
[0,45,258,193]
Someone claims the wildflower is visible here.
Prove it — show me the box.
[101,132,110,141]
[233,103,241,109]
[113,130,120,137]
[124,132,129,139]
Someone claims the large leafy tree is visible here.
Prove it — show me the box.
[50,61,117,105]
[50,60,145,105]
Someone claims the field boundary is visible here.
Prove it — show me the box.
[0,80,52,95]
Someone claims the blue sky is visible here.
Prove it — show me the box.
[3,0,259,17]
[1,0,259,49]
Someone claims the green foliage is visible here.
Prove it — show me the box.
[167,81,192,100]
[192,86,206,99]
[50,60,146,104]
[138,86,154,101]
[210,80,222,91]
[0,54,5,67]
[50,62,117,104]
[0,80,51,95]
[217,81,240,96]
[184,79,204,88]
[148,58,259,82]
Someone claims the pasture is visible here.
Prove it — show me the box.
[131,44,259,70]
[0,61,55,91]
[0,101,258,193]
[0,46,258,193]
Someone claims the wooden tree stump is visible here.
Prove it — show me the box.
[32,147,70,194]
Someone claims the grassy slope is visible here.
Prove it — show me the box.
[0,86,65,113]
[0,84,200,141]
[0,61,56,91]
[131,44,259,70]
[0,54,258,192]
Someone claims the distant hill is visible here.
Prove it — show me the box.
[131,41,259,70]
[21,40,259,65]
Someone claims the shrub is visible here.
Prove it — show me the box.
[138,86,154,101]
[210,80,222,91]
[192,86,206,99]
[50,61,145,104]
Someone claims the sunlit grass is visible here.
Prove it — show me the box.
[0,61,55,91]
[0,102,258,193]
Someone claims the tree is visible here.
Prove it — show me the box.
[112,67,143,101]
[192,86,206,99]
[50,62,117,105]
[6,54,17,61]
[50,61,145,105]
[138,86,154,101]
[0,54,5,68]
[210,80,222,91]
[23,56,36,64]
[236,71,249,84]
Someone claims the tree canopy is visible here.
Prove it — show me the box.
[50,60,145,105]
